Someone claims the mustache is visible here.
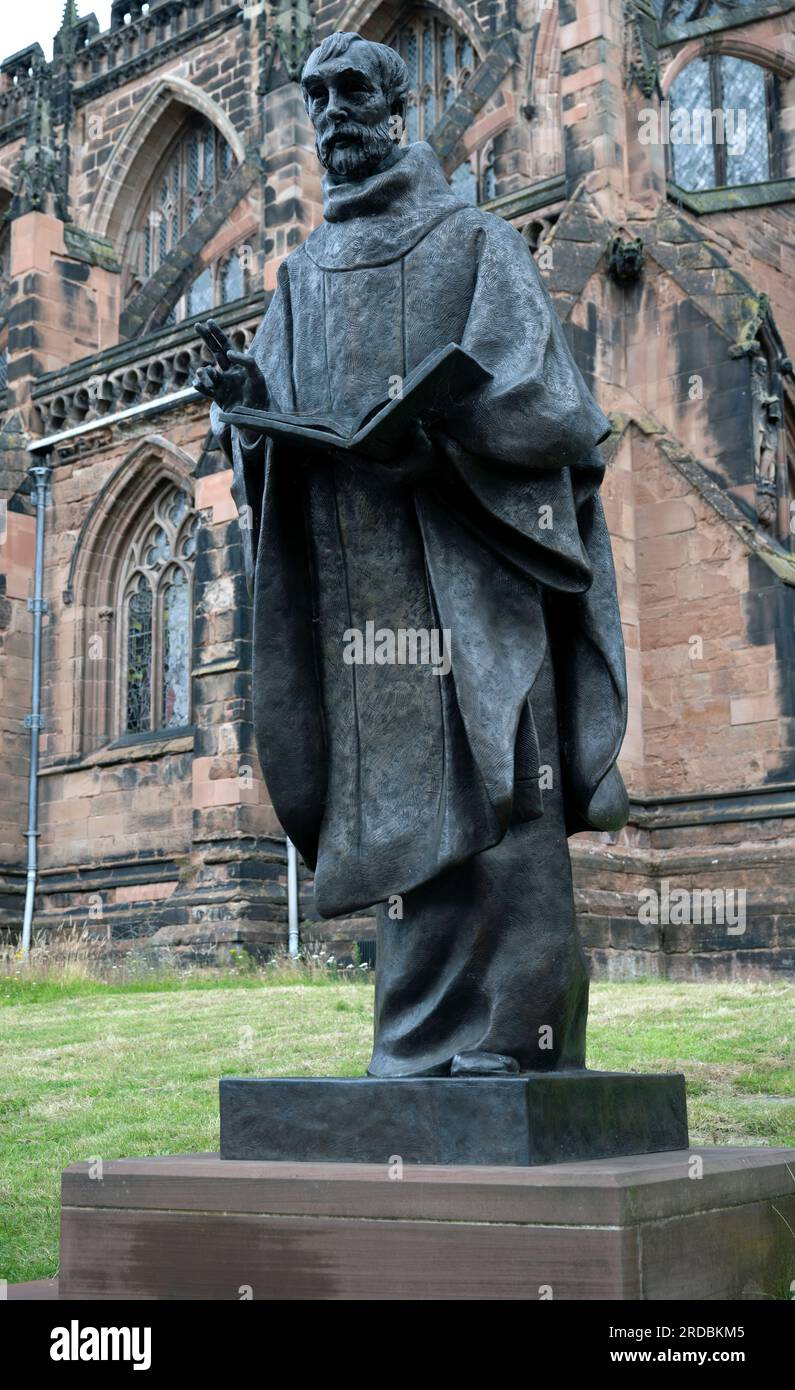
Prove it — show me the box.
[319,117,394,155]
[319,121,376,150]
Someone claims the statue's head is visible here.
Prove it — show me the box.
[301,32,409,180]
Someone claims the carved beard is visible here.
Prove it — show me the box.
[317,117,395,179]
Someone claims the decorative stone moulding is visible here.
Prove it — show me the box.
[32,306,262,436]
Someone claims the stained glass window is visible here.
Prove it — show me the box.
[670,56,774,192]
[722,57,770,188]
[128,118,235,296]
[405,29,418,87]
[175,246,249,323]
[126,577,153,734]
[181,517,199,559]
[145,526,171,569]
[669,59,714,192]
[220,249,246,305]
[120,486,196,736]
[389,13,476,142]
[186,267,214,318]
[388,12,497,203]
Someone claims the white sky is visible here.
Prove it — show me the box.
[4,1,114,62]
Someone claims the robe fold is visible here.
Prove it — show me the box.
[212,142,628,924]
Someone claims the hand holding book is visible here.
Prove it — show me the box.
[216,342,492,464]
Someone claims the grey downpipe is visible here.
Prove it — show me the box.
[20,463,51,959]
[287,838,299,957]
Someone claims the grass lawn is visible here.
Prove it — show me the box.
[0,974,793,1284]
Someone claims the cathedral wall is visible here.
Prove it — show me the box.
[632,426,790,797]
[699,205,795,346]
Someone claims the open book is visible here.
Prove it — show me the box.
[217,342,492,461]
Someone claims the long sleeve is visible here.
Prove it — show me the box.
[444,216,610,470]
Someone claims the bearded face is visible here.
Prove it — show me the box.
[316,116,395,179]
[302,42,403,182]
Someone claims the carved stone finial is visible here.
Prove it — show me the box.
[624,0,660,99]
[261,0,315,91]
[10,67,67,222]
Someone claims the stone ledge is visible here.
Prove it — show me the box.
[57,1146,795,1300]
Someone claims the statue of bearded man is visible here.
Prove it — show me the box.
[196,31,629,1079]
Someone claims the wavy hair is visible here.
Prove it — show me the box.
[301,32,410,112]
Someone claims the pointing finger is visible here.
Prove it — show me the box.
[206,318,232,365]
[197,319,230,368]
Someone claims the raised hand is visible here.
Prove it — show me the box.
[194,319,267,413]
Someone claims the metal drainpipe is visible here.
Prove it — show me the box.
[20,463,51,959]
[287,838,299,958]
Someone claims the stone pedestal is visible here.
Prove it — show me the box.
[220,1071,689,1165]
[59,1147,795,1301]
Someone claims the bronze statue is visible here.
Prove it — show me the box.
[198,31,629,1080]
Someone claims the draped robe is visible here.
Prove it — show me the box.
[212,142,629,1072]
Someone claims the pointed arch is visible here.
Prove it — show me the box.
[67,436,197,757]
[662,37,795,95]
[87,76,246,249]
[344,0,488,55]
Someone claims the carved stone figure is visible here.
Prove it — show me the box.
[198,31,629,1079]
[751,354,782,531]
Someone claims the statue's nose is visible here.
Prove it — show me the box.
[325,90,348,121]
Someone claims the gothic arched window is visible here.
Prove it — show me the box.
[389,12,475,142]
[128,116,235,291]
[118,484,197,737]
[669,56,777,192]
[388,16,496,204]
